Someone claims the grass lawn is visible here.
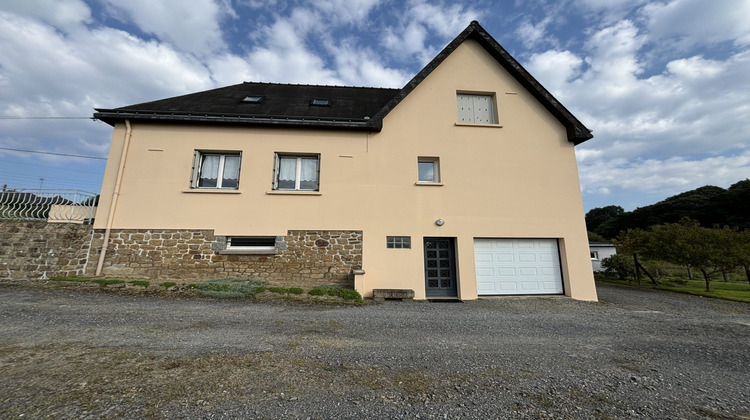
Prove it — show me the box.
[655,278,750,303]
[598,276,750,303]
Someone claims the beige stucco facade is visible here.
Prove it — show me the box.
[95,39,597,301]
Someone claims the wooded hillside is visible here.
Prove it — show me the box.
[587,179,750,240]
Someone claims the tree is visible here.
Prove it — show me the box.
[645,220,738,292]
[588,231,607,242]
[585,205,625,239]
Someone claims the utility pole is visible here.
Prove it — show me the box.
[39,178,44,194]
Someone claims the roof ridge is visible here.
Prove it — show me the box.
[241,81,399,90]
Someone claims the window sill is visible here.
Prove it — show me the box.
[218,249,278,255]
[415,182,444,186]
[266,190,322,196]
[183,189,241,194]
[454,123,503,128]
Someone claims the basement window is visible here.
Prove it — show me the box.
[222,236,278,254]
[311,98,330,106]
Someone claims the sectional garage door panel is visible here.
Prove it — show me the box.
[474,239,563,295]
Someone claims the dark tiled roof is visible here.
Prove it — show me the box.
[94,82,398,130]
[94,21,592,143]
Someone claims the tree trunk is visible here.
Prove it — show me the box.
[633,253,641,286]
[722,271,728,282]
[745,265,750,286]
[686,265,693,280]
[700,269,711,292]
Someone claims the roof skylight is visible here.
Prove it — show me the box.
[311,98,330,106]
[242,96,264,103]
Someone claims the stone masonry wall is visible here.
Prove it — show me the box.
[90,229,362,288]
[0,222,95,280]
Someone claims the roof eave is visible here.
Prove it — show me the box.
[93,110,380,132]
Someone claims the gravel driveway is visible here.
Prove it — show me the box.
[1,282,748,419]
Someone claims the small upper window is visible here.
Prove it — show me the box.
[457,93,497,124]
[274,153,320,191]
[418,157,440,183]
[191,151,241,189]
[311,98,330,106]
[242,96,264,103]
[590,251,599,260]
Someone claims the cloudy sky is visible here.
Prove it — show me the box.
[1,0,748,211]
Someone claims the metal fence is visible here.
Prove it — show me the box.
[0,189,98,223]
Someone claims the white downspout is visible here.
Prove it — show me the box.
[95,119,132,276]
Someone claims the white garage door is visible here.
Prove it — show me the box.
[474,239,563,295]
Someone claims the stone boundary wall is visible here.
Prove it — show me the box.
[92,229,362,288]
[0,222,94,280]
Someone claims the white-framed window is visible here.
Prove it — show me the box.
[590,251,599,260]
[457,93,497,124]
[228,236,276,251]
[219,236,280,255]
[387,236,411,249]
[273,153,320,191]
[191,151,241,189]
[418,157,440,183]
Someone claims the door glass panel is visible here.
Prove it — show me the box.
[441,279,451,288]
[439,260,449,267]
[428,270,438,277]
[438,242,448,249]
[427,251,437,258]
[428,279,439,288]
[427,260,437,268]
[439,250,449,258]
[440,269,450,277]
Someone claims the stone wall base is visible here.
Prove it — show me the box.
[90,229,362,289]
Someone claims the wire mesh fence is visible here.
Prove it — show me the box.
[0,189,98,223]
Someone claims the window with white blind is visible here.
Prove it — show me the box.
[273,153,320,191]
[456,93,497,124]
[191,151,241,189]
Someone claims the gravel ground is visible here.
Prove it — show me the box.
[1,281,748,419]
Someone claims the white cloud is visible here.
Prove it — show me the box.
[516,16,554,49]
[526,50,583,95]
[579,152,750,197]
[241,12,342,84]
[329,42,410,87]
[102,0,230,56]
[313,0,380,24]
[382,0,480,62]
[643,0,750,47]
[0,0,91,32]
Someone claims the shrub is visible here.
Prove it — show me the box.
[268,287,304,295]
[160,282,177,289]
[191,278,267,299]
[129,280,150,287]
[308,285,363,302]
[91,279,125,288]
[50,276,90,283]
[602,254,635,280]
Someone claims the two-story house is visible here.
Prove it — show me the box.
[93,21,598,301]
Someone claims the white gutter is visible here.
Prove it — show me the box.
[95,119,132,276]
